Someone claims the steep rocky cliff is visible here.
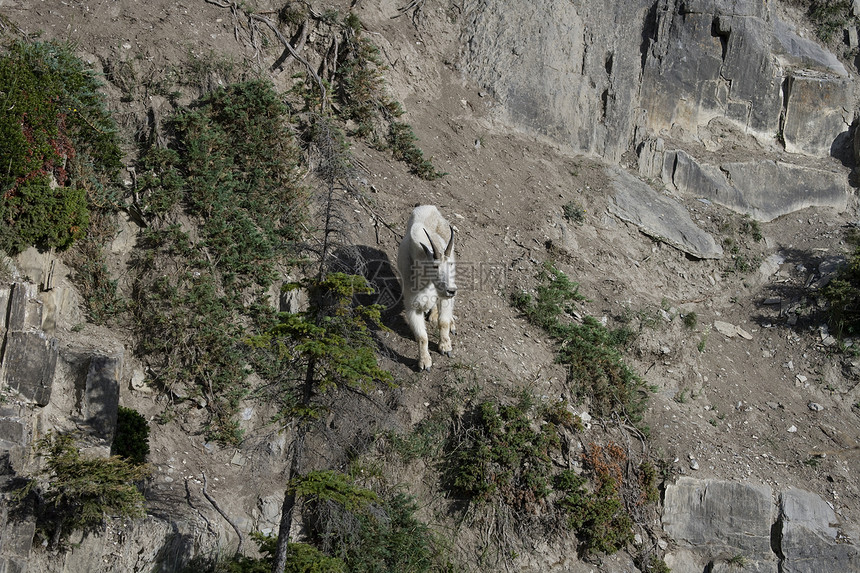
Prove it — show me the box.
[2,0,860,571]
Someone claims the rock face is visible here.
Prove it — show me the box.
[460,0,854,228]
[779,488,860,572]
[460,0,653,163]
[0,280,127,571]
[641,1,851,154]
[663,478,860,572]
[0,283,57,406]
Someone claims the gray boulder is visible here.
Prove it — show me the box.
[779,488,860,572]
[607,168,723,259]
[663,478,860,572]
[663,477,777,572]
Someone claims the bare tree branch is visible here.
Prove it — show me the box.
[249,13,327,110]
[201,471,245,555]
[203,0,327,110]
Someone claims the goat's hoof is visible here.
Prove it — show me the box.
[443,351,453,358]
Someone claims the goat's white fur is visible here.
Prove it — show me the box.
[397,205,457,371]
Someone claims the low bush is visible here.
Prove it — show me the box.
[130,79,309,443]
[556,442,634,556]
[111,406,151,465]
[512,262,648,423]
[17,432,149,548]
[0,40,122,255]
[443,392,654,559]
[288,471,439,573]
[445,394,561,510]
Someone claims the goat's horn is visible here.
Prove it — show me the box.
[444,224,455,257]
[423,229,439,259]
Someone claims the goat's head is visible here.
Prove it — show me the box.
[420,226,457,298]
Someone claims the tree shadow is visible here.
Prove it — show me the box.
[330,245,416,368]
[747,246,845,334]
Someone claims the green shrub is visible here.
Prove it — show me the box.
[17,432,149,547]
[445,395,562,510]
[821,232,860,338]
[344,493,435,573]
[386,415,448,462]
[164,79,307,286]
[563,201,586,225]
[682,311,697,329]
[130,79,309,442]
[111,406,150,465]
[387,121,445,180]
[556,442,634,556]
[179,538,346,573]
[0,40,122,255]
[513,263,648,423]
[286,472,438,573]
[284,12,443,180]
[808,0,853,42]
[251,273,393,425]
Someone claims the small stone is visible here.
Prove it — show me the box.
[788,425,798,433]
[714,320,737,337]
[796,374,808,384]
[808,402,824,412]
[763,297,782,305]
[766,401,780,410]
[690,459,700,470]
[736,326,753,340]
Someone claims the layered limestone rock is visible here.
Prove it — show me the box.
[663,478,860,572]
[607,167,724,259]
[460,0,855,227]
[0,278,127,571]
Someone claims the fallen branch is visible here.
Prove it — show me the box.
[203,0,327,110]
[249,13,327,110]
[202,471,245,555]
[392,0,426,26]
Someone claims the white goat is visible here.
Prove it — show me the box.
[397,205,457,371]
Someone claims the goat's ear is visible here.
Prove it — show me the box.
[444,224,455,257]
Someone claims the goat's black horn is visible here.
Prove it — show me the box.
[444,224,455,257]
[423,229,439,259]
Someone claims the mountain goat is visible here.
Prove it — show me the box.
[397,205,457,371]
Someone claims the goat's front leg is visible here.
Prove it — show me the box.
[406,307,432,370]
[437,297,455,357]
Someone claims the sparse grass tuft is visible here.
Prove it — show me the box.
[562,201,586,224]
